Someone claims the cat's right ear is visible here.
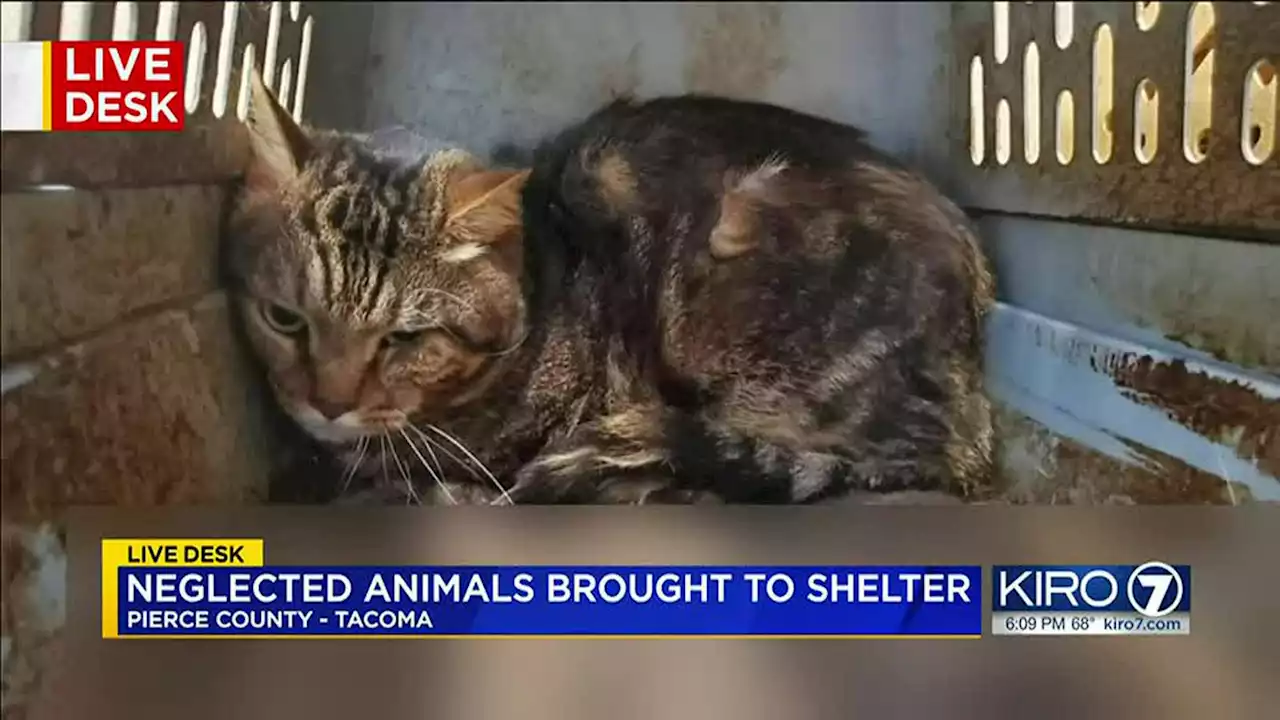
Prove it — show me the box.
[243,71,311,192]
[443,169,531,245]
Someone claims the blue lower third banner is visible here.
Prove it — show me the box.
[112,562,982,638]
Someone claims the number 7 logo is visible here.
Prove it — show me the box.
[1126,562,1185,618]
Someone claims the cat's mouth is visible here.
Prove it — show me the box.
[290,405,408,445]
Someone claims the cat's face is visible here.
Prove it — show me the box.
[228,75,529,445]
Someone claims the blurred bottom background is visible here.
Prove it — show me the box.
[20,506,1278,720]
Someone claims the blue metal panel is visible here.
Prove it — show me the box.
[986,301,1279,501]
[981,215,1279,503]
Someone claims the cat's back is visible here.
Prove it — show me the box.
[535,94,883,179]
[523,95,997,501]
[528,94,985,290]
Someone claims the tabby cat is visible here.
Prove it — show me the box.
[227,74,995,505]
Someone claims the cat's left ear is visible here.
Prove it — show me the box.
[243,71,312,192]
[444,169,531,245]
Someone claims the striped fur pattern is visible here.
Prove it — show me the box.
[228,76,996,505]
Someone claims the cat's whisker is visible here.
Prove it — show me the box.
[414,430,456,499]
[419,432,449,481]
[377,433,401,504]
[399,427,456,505]
[338,436,370,498]
[422,423,514,506]
[378,434,389,486]
[408,425,501,505]
[408,425,477,481]
[385,432,422,506]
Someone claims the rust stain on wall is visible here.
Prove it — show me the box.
[0,295,270,525]
[993,405,1244,505]
[1107,354,1280,479]
[1,185,225,361]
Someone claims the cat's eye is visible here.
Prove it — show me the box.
[382,328,429,347]
[261,302,307,336]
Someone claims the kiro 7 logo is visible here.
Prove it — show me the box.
[994,562,1190,618]
[1126,562,1184,618]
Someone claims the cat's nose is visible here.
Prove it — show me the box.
[311,398,355,421]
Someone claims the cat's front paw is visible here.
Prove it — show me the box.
[507,462,576,504]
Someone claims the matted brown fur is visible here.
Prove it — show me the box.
[227,75,995,505]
